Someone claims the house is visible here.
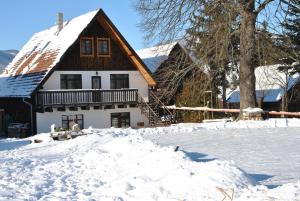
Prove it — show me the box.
[226,65,300,112]
[137,41,209,106]
[0,9,157,136]
[137,41,181,73]
[137,41,201,74]
[137,41,213,122]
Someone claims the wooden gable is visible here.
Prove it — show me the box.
[53,10,156,86]
[96,11,156,86]
[57,17,136,71]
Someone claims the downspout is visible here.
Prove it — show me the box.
[23,98,33,136]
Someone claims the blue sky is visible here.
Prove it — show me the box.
[0,0,146,51]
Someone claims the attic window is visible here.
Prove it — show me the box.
[97,38,110,57]
[80,37,94,57]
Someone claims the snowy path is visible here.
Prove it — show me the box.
[144,126,300,187]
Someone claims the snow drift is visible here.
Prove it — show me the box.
[1,119,300,200]
[0,129,252,201]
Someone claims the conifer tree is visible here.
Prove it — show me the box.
[281,0,300,73]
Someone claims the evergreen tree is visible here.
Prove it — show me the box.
[282,0,300,72]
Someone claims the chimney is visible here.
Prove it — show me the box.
[56,12,64,32]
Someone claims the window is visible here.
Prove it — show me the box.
[110,74,129,89]
[97,38,110,57]
[60,74,82,89]
[80,37,94,56]
[92,76,101,89]
[111,112,130,128]
[62,114,84,130]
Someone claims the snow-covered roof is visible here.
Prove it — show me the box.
[255,65,300,90]
[0,10,98,97]
[136,40,202,73]
[136,42,178,73]
[227,88,284,103]
[0,9,156,97]
[227,65,300,103]
[5,10,98,77]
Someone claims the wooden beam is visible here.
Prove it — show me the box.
[165,106,300,117]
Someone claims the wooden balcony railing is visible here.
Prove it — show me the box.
[36,89,138,107]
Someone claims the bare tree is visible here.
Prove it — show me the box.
[135,0,289,115]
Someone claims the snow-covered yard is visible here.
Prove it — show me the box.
[144,121,300,187]
[0,119,300,200]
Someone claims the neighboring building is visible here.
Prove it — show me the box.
[226,65,300,111]
[137,41,209,106]
[0,9,157,136]
[137,41,200,74]
[138,41,300,114]
[137,41,213,123]
[137,41,180,73]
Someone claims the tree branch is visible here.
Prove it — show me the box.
[254,0,275,14]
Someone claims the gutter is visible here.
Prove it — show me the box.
[22,98,33,136]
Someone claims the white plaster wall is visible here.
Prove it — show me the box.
[36,107,149,133]
[42,71,149,101]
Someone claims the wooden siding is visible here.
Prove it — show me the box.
[97,13,156,86]
[288,81,300,112]
[57,19,135,71]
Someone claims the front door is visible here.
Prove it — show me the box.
[92,76,101,89]
[92,76,101,102]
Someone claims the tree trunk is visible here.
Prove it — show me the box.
[221,68,227,109]
[282,89,289,112]
[239,1,257,111]
[210,79,218,109]
[222,84,227,109]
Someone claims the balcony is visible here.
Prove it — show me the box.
[36,89,138,107]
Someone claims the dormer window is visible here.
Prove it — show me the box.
[97,38,110,57]
[80,37,94,57]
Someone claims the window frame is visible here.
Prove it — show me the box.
[60,74,82,89]
[110,74,129,89]
[80,37,94,57]
[91,76,102,89]
[111,112,130,128]
[62,114,84,130]
[97,38,111,57]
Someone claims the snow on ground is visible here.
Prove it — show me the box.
[0,131,251,201]
[143,119,300,187]
[0,118,300,200]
